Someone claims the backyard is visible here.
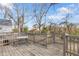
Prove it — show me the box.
[0,32,63,56]
[0,3,79,56]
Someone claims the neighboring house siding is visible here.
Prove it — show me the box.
[0,26,12,32]
[0,20,12,33]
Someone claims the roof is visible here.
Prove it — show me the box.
[0,19,12,26]
[29,28,39,32]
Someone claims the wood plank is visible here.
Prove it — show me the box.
[0,44,63,56]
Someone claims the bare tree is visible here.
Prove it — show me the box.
[59,13,73,34]
[0,3,57,33]
[4,4,26,32]
[32,3,53,32]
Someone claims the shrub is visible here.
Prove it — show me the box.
[12,28,19,32]
[41,27,48,33]
[23,27,28,33]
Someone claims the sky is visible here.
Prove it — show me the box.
[0,3,79,29]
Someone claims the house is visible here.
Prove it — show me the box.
[0,19,12,33]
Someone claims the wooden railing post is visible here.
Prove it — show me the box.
[52,32,55,44]
[63,34,66,56]
[33,33,35,44]
[77,38,79,55]
[46,33,48,48]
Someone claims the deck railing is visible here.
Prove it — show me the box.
[0,32,54,47]
[0,32,64,47]
[63,34,79,56]
[27,33,53,47]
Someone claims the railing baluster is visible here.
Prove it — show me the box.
[63,35,66,56]
[64,35,79,56]
[69,36,72,56]
[66,36,69,55]
[77,38,79,55]
[52,32,55,44]
[73,37,75,56]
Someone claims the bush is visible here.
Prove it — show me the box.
[41,27,48,33]
[23,27,28,33]
[70,29,79,35]
[12,26,28,33]
[12,28,19,32]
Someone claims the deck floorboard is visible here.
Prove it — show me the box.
[0,44,63,56]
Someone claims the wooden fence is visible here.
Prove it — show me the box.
[0,32,54,47]
[0,32,28,46]
[1,32,76,56]
[0,32,64,47]
[27,33,53,47]
[63,34,79,56]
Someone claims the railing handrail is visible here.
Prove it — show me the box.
[65,34,79,38]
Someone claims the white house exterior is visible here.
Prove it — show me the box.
[0,20,12,33]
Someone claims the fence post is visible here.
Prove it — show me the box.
[33,33,35,44]
[63,34,66,56]
[46,33,48,48]
[77,38,79,55]
[52,32,55,44]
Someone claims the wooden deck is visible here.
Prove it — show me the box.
[0,43,63,56]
